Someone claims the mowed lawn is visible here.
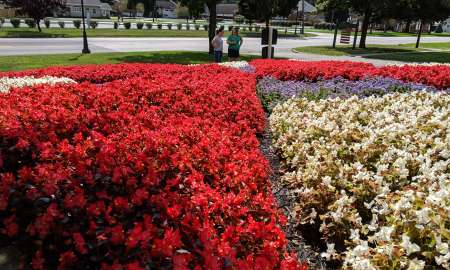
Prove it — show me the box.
[293,44,450,63]
[0,51,261,72]
[0,27,314,38]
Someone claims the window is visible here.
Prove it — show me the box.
[92,8,96,14]
[72,6,81,12]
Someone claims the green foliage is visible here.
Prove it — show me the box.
[114,21,119,29]
[90,21,98,29]
[145,22,152,29]
[157,23,162,29]
[10,18,21,28]
[58,21,65,28]
[136,22,144,29]
[73,20,81,29]
[167,23,173,30]
[238,0,298,25]
[177,23,182,30]
[2,0,65,23]
[127,0,154,17]
[25,18,36,28]
[44,19,50,28]
[124,22,131,29]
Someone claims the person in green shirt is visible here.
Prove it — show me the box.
[227,27,243,61]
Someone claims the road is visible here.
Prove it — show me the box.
[1,32,449,65]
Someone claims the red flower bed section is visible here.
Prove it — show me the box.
[0,64,306,269]
[251,59,450,89]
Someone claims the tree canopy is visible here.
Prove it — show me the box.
[238,0,299,27]
[0,0,65,32]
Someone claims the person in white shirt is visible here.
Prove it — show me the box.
[211,27,225,63]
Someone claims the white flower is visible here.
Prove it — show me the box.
[407,258,425,270]
[401,234,421,255]
[321,243,336,260]
[0,76,76,93]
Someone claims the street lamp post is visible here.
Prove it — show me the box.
[301,0,305,35]
[81,0,91,54]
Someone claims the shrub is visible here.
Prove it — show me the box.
[89,21,98,29]
[435,24,443,33]
[249,26,253,31]
[194,24,200,30]
[10,18,21,28]
[203,24,208,31]
[123,21,131,29]
[24,18,36,28]
[167,23,172,30]
[0,17,5,24]
[114,21,119,29]
[228,25,233,31]
[186,23,190,30]
[234,14,245,24]
[255,25,261,32]
[136,22,144,29]
[177,23,182,30]
[157,23,162,29]
[44,19,50,28]
[73,20,81,29]
[145,22,152,29]
[58,21,65,28]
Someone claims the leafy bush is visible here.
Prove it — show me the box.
[123,21,131,29]
[255,25,261,32]
[145,22,152,29]
[435,24,443,33]
[0,17,5,24]
[10,18,21,28]
[203,24,208,31]
[24,18,36,28]
[58,21,65,28]
[113,21,119,29]
[186,24,190,30]
[73,20,81,29]
[157,23,162,29]
[89,21,98,29]
[136,22,144,29]
[194,24,200,30]
[234,14,245,24]
[44,19,50,28]
[249,26,253,31]
[167,23,172,30]
[177,23,182,30]
[228,25,233,31]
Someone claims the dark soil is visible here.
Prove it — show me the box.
[259,114,329,270]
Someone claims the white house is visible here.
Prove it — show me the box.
[443,19,450,32]
[63,0,113,18]
[156,0,177,19]
[296,0,318,13]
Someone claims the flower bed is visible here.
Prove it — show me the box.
[251,59,450,89]
[256,76,444,112]
[0,64,306,269]
[0,76,76,93]
[270,91,450,269]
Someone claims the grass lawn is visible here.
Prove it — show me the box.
[0,51,261,72]
[398,42,450,50]
[293,45,450,63]
[0,27,313,38]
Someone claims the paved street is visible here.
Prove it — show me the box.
[1,32,449,65]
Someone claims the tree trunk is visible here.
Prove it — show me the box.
[359,9,371,49]
[207,2,217,54]
[36,19,42,32]
[416,20,423,48]
[404,20,411,33]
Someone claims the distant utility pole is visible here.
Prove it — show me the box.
[301,0,305,34]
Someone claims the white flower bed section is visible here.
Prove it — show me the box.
[270,91,450,269]
[218,61,255,72]
[0,76,76,93]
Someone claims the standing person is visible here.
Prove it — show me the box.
[212,27,224,63]
[227,27,243,61]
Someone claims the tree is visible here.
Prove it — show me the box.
[0,0,65,32]
[317,0,389,48]
[180,0,223,54]
[238,0,257,26]
[238,0,299,27]
[182,0,205,23]
[176,3,190,22]
[127,0,154,17]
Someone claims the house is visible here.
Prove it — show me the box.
[156,0,177,19]
[296,0,318,13]
[203,4,238,19]
[0,3,17,17]
[63,0,113,18]
[443,19,450,32]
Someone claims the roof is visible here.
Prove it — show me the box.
[204,3,238,16]
[65,0,110,8]
[156,0,176,10]
[297,0,317,13]
[100,2,113,11]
